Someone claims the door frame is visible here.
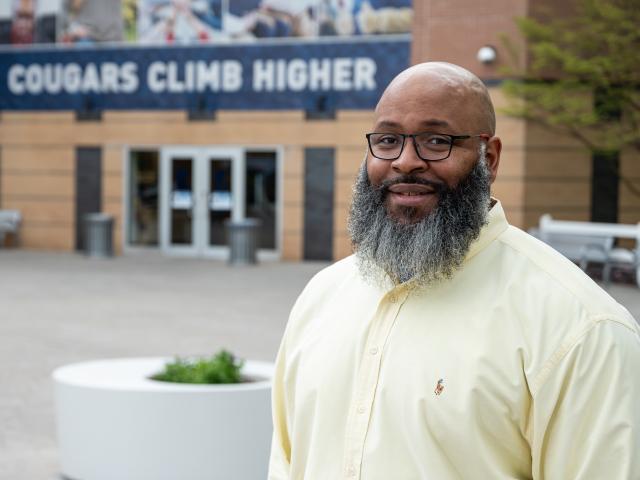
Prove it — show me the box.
[123,144,283,261]
[159,146,244,258]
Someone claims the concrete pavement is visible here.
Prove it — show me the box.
[0,251,327,480]
[1,250,639,480]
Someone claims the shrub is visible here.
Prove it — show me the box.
[151,350,244,384]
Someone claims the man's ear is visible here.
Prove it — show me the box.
[486,136,501,184]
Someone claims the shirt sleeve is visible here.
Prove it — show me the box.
[268,332,291,480]
[531,318,640,479]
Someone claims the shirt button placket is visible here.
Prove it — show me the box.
[344,295,403,480]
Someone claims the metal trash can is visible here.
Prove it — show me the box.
[225,218,262,265]
[83,213,114,258]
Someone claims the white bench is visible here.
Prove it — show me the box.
[535,214,640,286]
[0,210,22,248]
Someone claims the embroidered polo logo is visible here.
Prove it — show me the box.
[434,379,445,396]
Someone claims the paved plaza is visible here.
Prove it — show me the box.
[0,251,327,480]
[1,251,639,480]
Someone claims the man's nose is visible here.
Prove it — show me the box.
[391,136,429,174]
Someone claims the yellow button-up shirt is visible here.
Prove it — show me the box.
[269,201,640,479]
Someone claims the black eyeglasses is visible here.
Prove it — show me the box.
[366,132,491,162]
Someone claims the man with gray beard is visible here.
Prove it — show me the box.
[348,143,491,286]
[269,62,640,480]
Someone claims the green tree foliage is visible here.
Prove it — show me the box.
[501,0,640,154]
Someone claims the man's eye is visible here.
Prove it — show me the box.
[418,134,451,149]
[373,135,402,148]
[425,135,450,145]
[378,135,400,145]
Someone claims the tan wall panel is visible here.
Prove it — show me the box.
[492,179,523,208]
[523,208,591,229]
[0,125,66,146]
[619,180,640,209]
[335,177,354,209]
[618,211,640,224]
[286,121,367,147]
[490,88,517,111]
[502,206,524,229]
[525,149,590,178]
[525,180,590,208]
[495,117,526,149]
[129,118,358,147]
[102,201,122,221]
[1,146,74,173]
[103,111,187,123]
[0,198,73,224]
[103,173,123,200]
[621,150,640,179]
[333,232,352,261]
[523,211,544,230]
[1,112,74,123]
[283,177,303,206]
[526,124,586,149]
[1,172,73,198]
[282,232,302,261]
[18,224,74,250]
[337,111,375,123]
[498,148,525,178]
[103,145,124,174]
[283,146,304,177]
[1,112,371,149]
[336,146,365,178]
[216,110,304,122]
[282,204,303,233]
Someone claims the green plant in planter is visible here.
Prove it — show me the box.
[152,350,244,384]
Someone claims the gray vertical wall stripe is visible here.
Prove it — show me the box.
[304,147,335,261]
[75,147,102,251]
[591,152,619,223]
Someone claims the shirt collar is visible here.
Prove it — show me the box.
[383,198,509,294]
[464,198,509,262]
[388,198,509,295]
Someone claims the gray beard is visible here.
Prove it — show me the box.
[348,151,492,288]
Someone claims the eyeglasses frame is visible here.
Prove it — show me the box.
[365,132,492,162]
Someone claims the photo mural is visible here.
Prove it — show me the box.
[0,0,412,45]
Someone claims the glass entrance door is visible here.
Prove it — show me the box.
[160,148,243,257]
[169,156,194,247]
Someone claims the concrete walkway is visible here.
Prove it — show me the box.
[0,251,327,480]
[1,251,639,480]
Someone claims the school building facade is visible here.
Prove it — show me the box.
[1,0,638,261]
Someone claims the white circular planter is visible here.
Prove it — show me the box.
[53,358,274,480]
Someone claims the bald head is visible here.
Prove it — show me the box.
[377,62,496,135]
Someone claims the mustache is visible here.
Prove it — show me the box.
[377,175,447,195]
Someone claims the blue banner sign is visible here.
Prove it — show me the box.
[0,37,410,111]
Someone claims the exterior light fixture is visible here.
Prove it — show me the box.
[477,45,497,64]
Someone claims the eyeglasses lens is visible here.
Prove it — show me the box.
[369,133,453,161]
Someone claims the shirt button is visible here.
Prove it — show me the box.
[357,405,365,414]
[347,466,356,476]
[369,346,379,355]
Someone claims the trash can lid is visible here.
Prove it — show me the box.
[224,218,262,228]
[84,213,114,222]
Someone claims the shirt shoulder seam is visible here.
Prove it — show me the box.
[529,315,637,395]
[495,229,624,317]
